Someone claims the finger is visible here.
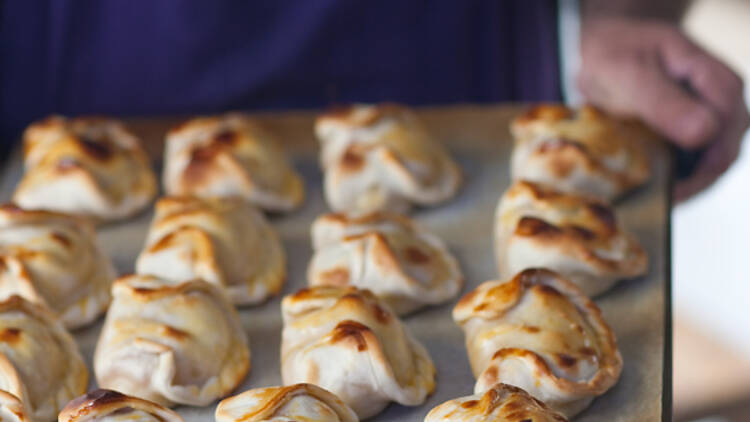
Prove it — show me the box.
[623,64,720,150]
[673,135,741,201]
[659,29,745,117]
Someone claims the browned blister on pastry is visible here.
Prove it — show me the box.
[13,116,157,221]
[163,114,304,212]
[308,212,462,315]
[281,285,435,419]
[453,269,622,418]
[136,196,285,305]
[494,181,647,296]
[315,104,461,213]
[511,104,650,201]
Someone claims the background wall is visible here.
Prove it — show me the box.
[675,0,750,420]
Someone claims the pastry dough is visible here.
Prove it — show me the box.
[494,181,647,297]
[94,275,250,407]
[0,204,115,328]
[510,104,650,201]
[281,286,435,419]
[315,104,461,213]
[0,390,31,422]
[215,383,358,422]
[424,383,568,422]
[13,116,156,221]
[163,114,304,212]
[59,389,184,422]
[135,196,285,305]
[0,296,88,421]
[308,212,462,315]
[452,269,622,417]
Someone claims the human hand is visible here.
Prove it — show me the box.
[578,17,749,201]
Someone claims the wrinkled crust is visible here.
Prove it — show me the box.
[215,383,358,422]
[163,113,304,212]
[308,211,463,315]
[282,286,391,323]
[137,196,286,305]
[112,274,230,302]
[425,383,568,422]
[494,181,648,294]
[59,389,184,422]
[510,104,650,199]
[14,115,156,221]
[0,204,89,227]
[0,390,31,422]
[315,103,461,214]
[0,295,89,420]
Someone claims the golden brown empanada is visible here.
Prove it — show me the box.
[494,181,647,296]
[215,383,358,422]
[0,204,115,328]
[94,275,250,407]
[135,196,285,305]
[13,116,156,221]
[163,114,304,212]
[0,296,88,421]
[510,104,650,201]
[59,389,184,422]
[308,212,462,315]
[452,269,622,417]
[281,286,435,419]
[424,383,568,422]
[315,104,461,213]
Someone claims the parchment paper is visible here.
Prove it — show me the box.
[0,105,669,421]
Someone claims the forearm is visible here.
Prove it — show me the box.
[581,0,691,22]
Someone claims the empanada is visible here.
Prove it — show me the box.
[94,275,250,407]
[510,104,650,201]
[315,104,461,213]
[0,296,88,421]
[494,181,647,296]
[135,197,285,305]
[59,389,184,422]
[308,212,462,315]
[281,286,435,419]
[452,269,622,417]
[13,116,156,221]
[163,114,304,212]
[216,383,358,422]
[424,383,568,422]
[0,204,115,328]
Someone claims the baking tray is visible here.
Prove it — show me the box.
[0,105,671,421]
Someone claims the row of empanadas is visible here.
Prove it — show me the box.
[308,212,462,315]
[494,181,648,296]
[315,104,461,214]
[511,104,650,201]
[13,116,157,221]
[452,269,622,417]
[0,205,115,329]
[94,274,250,407]
[281,285,435,419]
[136,196,286,305]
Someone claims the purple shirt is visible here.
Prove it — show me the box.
[0,0,560,144]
